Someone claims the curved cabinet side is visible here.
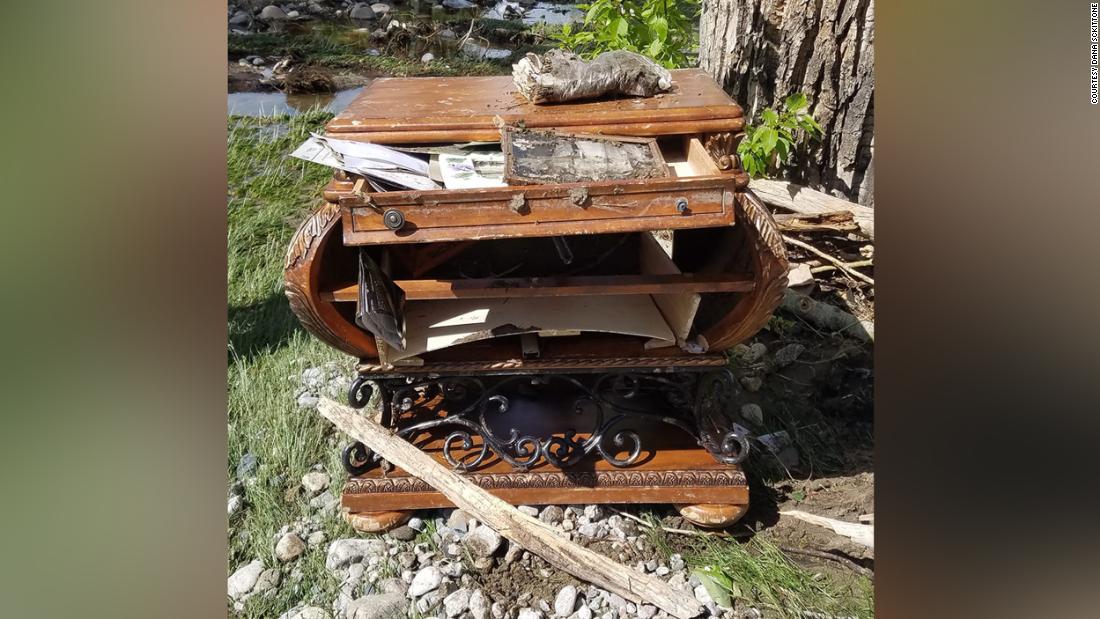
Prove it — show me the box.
[702,189,789,350]
[284,200,379,359]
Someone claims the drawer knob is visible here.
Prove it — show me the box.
[382,209,405,231]
[675,197,689,213]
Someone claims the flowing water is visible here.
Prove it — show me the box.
[227,86,366,117]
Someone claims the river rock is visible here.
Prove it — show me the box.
[518,505,539,517]
[371,3,391,16]
[279,607,331,619]
[740,376,763,392]
[301,471,330,494]
[236,453,258,479]
[517,609,543,619]
[468,589,489,619]
[446,509,472,532]
[539,505,564,525]
[259,6,289,20]
[326,538,388,571]
[408,565,443,597]
[228,494,244,517]
[345,592,405,619]
[421,52,435,64]
[443,588,471,617]
[253,568,281,596]
[350,3,377,19]
[286,10,300,18]
[574,605,592,619]
[227,560,265,600]
[276,532,307,562]
[740,403,763,425]
[229,11,251,26]
[554,586,577,617]
[463,526,502,558]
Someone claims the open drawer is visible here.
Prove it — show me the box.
[338,137,749,246]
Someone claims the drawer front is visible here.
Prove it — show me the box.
[341,177,741,245]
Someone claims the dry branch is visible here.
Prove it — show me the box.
[782,235,874,287]
[316,398,705,619]
[751,180,874,239]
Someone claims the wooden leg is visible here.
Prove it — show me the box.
[343,509,414,533]
[676,503,748,528]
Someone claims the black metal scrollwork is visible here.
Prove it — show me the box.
[339,369,750,476]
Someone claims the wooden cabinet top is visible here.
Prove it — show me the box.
[326,69,744,143]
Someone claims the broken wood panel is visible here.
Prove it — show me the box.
[316,398,705,619]
[322,273,756,302]
[639,232,702,342]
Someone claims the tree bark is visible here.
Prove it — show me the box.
[699,0,875,206]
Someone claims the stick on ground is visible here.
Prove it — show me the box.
[317,398,705,619]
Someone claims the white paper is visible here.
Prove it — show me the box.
[437,152,507,189]
[290,134,439,190]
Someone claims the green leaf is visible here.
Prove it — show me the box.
[775,139,789,161]
[785,92,808,112]
[615,16,629,37]
[761,108,779,126]
[693,568,735,608]
[756,126,778,153]
[648,16,668,41]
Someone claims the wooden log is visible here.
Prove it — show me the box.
[773,211,860,234]
[316,398,706,619]
[781,289,874,342]
[750,180,874,239]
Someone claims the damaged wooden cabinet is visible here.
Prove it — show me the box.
[284,70,788,532]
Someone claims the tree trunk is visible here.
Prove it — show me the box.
[699,0,875,206]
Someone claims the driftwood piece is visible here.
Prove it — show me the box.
[773,211,860,234]
[751,180,874,239]
[513,50,672,104]
[781,289,874,342]
[780,510,874,549]
[316,398,705,619]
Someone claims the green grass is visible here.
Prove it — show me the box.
[228,110,365,616]
[686,536,873,618]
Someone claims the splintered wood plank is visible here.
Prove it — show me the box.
[322,273,756,302]
[317,398,705,619]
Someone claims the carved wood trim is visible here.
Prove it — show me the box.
[702,189,789,350]
[345,469,747,495]
[703,131,744,171]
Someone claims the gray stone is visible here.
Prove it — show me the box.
[259,6,289,20]
[407,517,425,531]
[504,541,522,564]
[236,453,258,479]
[286,10,300,18]
[346,592,406,619]
[669,554,685,572]
[769,343,805,370]
[554,586,578,617]
[539,505,564,525]
[469,589,490,619]
[740,403,763,425]
[740,376,763,392]
[737,342,767,364]
[253,568,281,596]
[446,509,472,532]
[416,589,445,614]
[227,560,265,600]
[636,604,658,619]
[439,28,457,39]
[326,538,388,571]
[276,532,307,562]
[378,577,407,595]
[229,11,251,26]
[518,609,543,619]
[518,505,539,517]
[693,585,714,605]
[573,605,592,619]
[365,48,382,56]
[491,601,506,619]
[302,471,330,494]
[577,523,601,539]
[655,566,670,577]
[463,526,502,558]
[389,525,417,541]
[645,559,658,572]
[443,588,471,617]
[421,52,435,64]
[350,3,377,20]
[307,530,326,546]
[371,3,392,16]
[408,565,443,597]
[297,392,319,408]
[228,495,244,517]
[283,607,331,619]
[583,505,603,520]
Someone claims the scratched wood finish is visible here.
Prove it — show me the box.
[323,273,756,302]
[341,176,741,245]
[328,69,743,140]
